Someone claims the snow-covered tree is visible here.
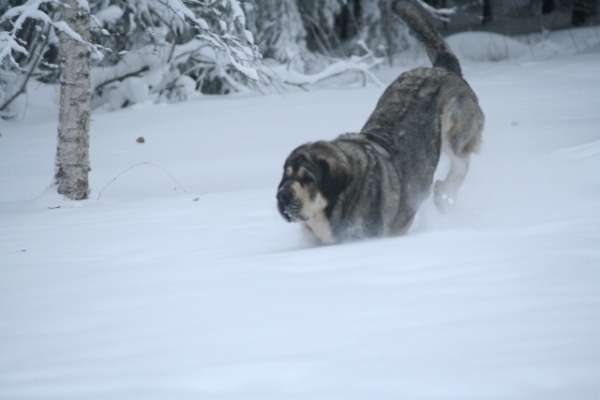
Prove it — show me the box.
[0,0,60,119]
[0,0,265,115]
[84,0,266,104]
[359,0,409,61]
[298,0,344,55]
[358,0,455,63]
[245,0,307,66]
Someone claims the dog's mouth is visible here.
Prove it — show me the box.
[282,208,302,222]
[277,189,305,222]
[279,203,305,223]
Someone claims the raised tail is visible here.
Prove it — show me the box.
[391,0,461,76]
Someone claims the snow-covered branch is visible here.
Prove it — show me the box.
[416,0,455,22]
[0,31,30,64]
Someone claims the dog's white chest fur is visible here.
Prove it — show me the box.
[300,193,334,244]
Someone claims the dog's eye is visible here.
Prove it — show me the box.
[284,166,293,177]
[300,175,314,185]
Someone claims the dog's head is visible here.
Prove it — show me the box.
[277,141,350,223]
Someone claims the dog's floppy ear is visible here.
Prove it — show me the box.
[317,155,350,199]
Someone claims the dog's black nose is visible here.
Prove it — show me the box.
[277,189,293,205]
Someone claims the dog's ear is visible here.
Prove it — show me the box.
[317,155,350,199]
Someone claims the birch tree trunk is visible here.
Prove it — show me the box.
[55,0,91,200]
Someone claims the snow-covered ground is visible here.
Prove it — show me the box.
[1,28,599,399]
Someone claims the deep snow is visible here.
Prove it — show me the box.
[1,29,600,399]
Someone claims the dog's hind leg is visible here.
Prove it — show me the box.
[434,98,483,213]
[434,142,470,213]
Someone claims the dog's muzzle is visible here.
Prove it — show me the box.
[277,188,302,222]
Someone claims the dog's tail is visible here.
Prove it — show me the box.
[391,0,461,76]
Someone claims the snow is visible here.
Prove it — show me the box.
[93,5,124,25]
[1,29,600,399]
[52,21,85,43]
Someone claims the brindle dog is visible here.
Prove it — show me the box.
[277,0,484,244]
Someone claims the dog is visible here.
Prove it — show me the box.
[277,0,484,244]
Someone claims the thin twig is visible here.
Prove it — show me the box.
[96,162,188,200]
[93,65,150,94]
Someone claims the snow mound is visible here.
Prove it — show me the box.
[447,32,530,62]
[447,27,600,63]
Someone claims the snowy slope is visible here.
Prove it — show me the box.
[1,30,599,399]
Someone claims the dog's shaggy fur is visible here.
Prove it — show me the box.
[277,0,484,244]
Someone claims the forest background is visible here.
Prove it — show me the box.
[2,0,599,119]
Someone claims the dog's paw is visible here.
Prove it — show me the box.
[433,180,455,214]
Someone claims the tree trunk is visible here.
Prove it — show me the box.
[572,0,596,26]
[55,0,91,200]
[379,0,397,65]
[482,0,492,25]
[541,0,555,14]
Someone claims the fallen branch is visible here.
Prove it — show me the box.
[271,44,384,89]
